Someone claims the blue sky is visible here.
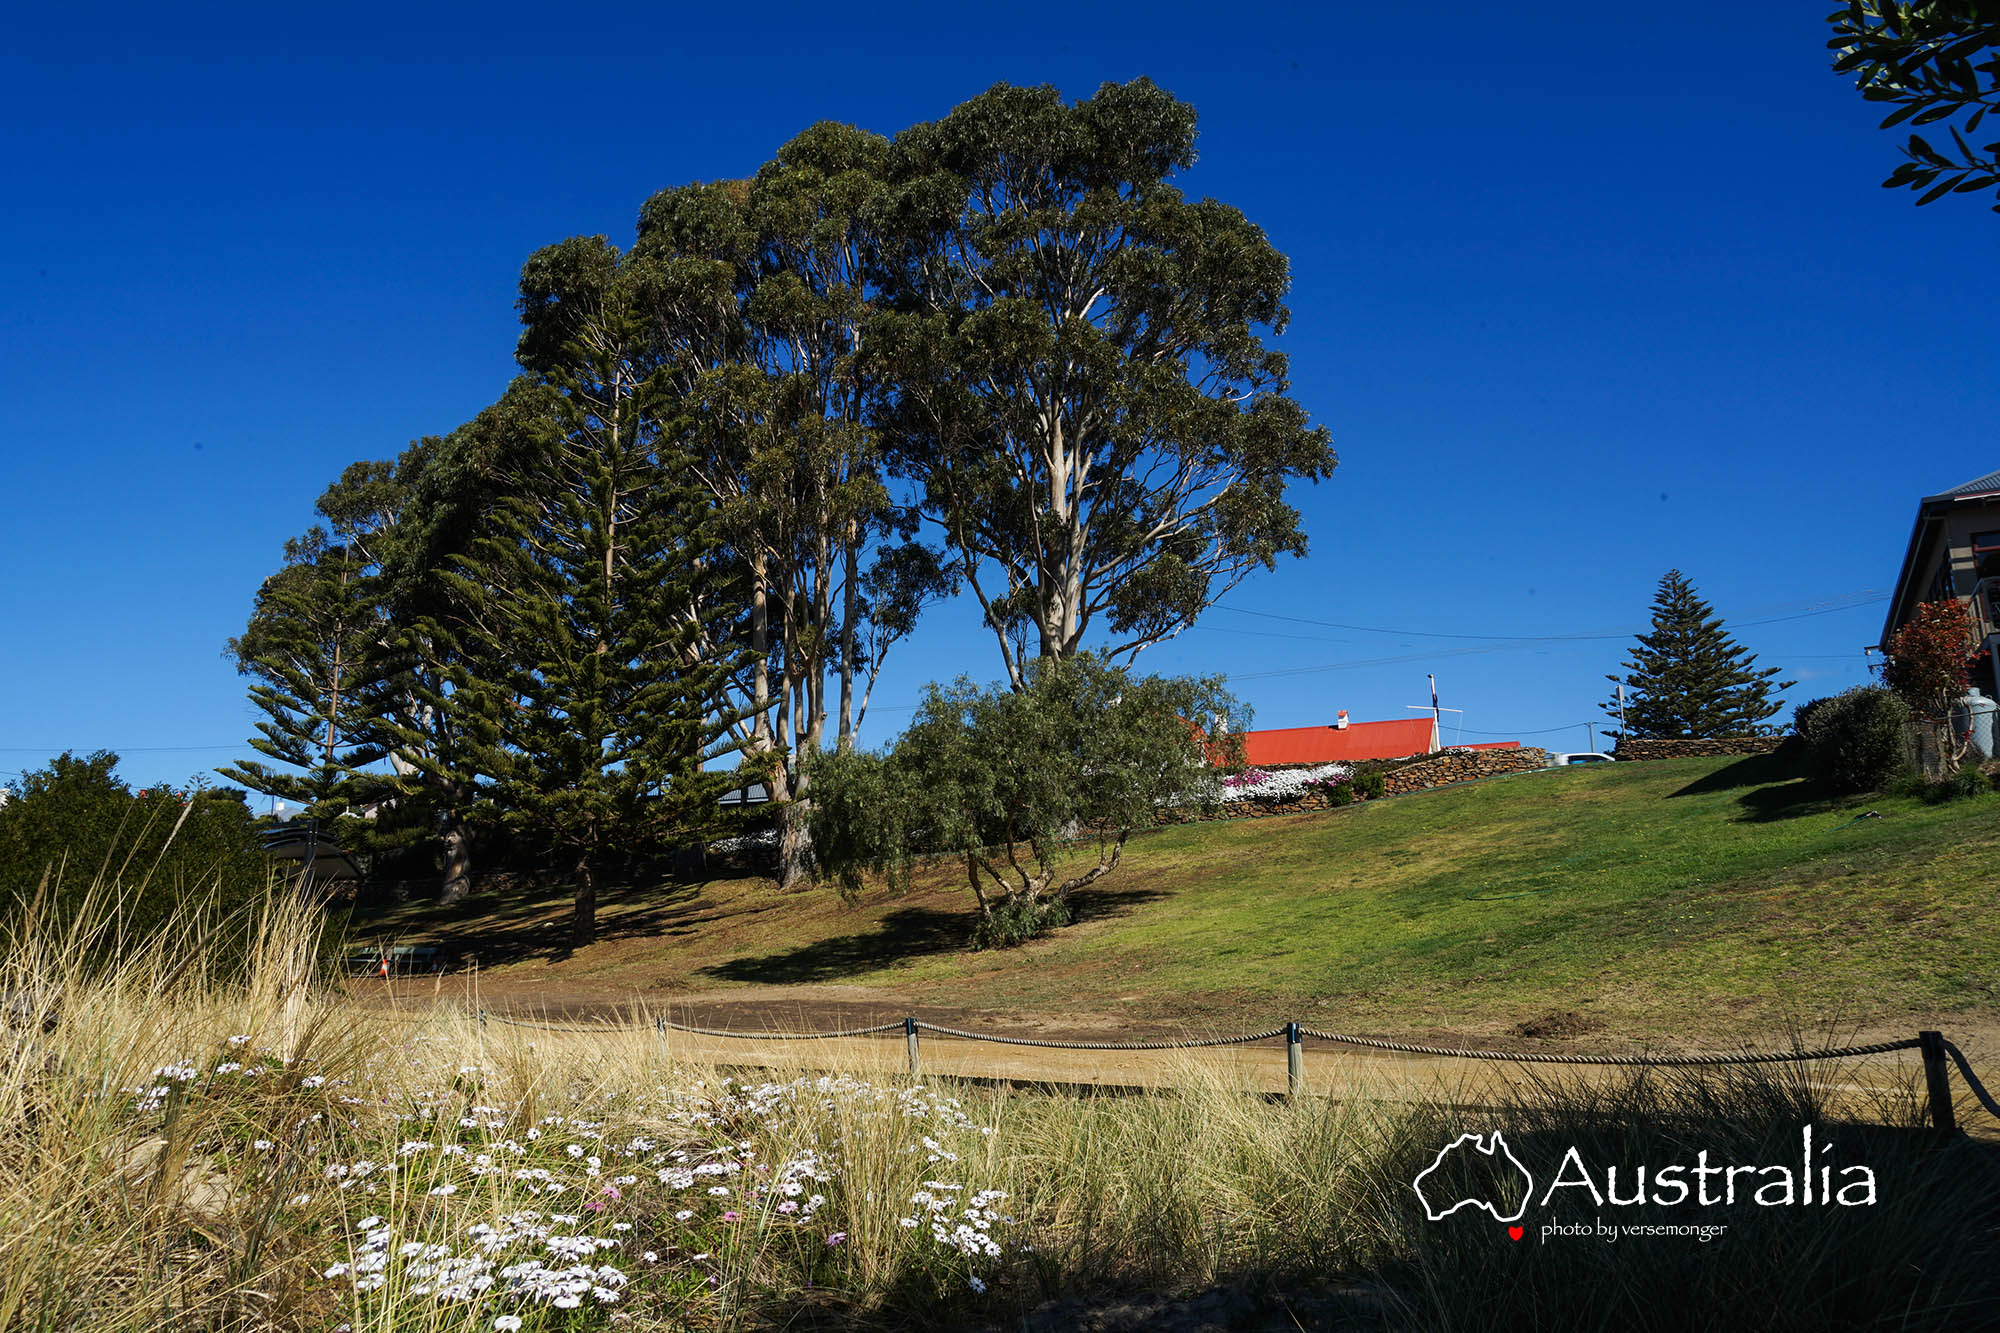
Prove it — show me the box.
[3,2,1996,790]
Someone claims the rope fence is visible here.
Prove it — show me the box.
[1295,1027,1922,1067]
[419,1002,1996,1130]
[913,1021,1290,1052]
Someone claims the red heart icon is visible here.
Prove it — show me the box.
[1508,1226,1524,1242]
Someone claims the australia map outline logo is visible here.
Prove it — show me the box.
[1412,1130,1534,1223]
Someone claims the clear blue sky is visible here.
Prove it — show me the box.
[4,2,1996,790]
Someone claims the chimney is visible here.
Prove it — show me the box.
[1335,710,1349,730]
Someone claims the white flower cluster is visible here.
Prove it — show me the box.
[707,828,779,853]
[1215,762,1352,803]
[324,1211,629,1308]
[901,1182,1010,1258]
[120,1041,1017,1323]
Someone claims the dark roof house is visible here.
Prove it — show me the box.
[1881,467,2000,697]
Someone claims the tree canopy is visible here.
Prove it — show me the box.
[222,83,1326,947]
[870,79,1335,687]
[1604,571,1793,739]
[808,655,1238,946]
[1831,1,2000,209]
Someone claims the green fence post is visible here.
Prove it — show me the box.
[1920,1030,1957,1133]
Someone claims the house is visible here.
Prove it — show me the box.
[1880,467,2000,698]
[262,823,363,888]
[1235,713,1439,766]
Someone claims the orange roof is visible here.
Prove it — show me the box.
[1238,718,1437,766]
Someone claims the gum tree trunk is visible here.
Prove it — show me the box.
[436,819,474,907]
[572,830,597,950]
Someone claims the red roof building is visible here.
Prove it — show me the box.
[1237,717,1438,766]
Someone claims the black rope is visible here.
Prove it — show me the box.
[1297,1027,1921,1067]
[655,1017,907,1041]
[370,1002,1942,1074]
[483,1012,627,1034]
[1943,1040,2000,1122]
[915,1021,1289,1051]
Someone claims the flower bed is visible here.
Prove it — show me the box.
[1214,763,1353,805]
[116,1037,1014,1330]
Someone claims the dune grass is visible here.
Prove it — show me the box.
[6,853,2000,1331]
[357,754,2000,1045]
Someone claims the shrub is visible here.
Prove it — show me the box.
[1794,688,1912,794]
[1326,779,1359,807]
[1355,770,1387,800]
[1882,598,1988,775]
[969,895,1072,949]
[0,751,269,949]
[1917,759,1992,804]
[809,655,1240,948]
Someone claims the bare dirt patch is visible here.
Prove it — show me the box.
[1511,1009,1607,1041]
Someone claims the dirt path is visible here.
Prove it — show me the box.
[346,979,2000,1130]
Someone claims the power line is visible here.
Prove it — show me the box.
[0,745,243,753]
[1454,722,1597,737]
[1210,590,1887,643]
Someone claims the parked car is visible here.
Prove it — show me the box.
[1548,752,1616,766]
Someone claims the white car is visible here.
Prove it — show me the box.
[1548,752,1616,766]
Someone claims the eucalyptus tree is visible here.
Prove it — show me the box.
[446,237,757,948]
[634,125,947,889]
[871,79,1336,687]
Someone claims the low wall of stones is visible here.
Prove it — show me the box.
[1611,736,1785,762]
[1379,746,1551,794]
[1158,747,1551,823]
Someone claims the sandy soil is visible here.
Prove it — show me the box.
[343,975,2000,1132]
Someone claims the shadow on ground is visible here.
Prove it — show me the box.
[700,884,1168,985]
[348,880,709,966]
[1668,750,1859,823]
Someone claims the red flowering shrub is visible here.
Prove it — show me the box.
[1882,599,1989,773]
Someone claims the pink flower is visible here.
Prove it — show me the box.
[721,1210,741,1222]
[825,1232,846,1246]
[584,1199,605,1212]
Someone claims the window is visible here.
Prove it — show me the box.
[1974,532,2000,583]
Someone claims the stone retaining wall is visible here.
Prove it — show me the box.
[1611,736,1785,762]
[1380,746,1551,794]
[1159,747,1551,823]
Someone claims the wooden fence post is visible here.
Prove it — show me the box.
[1287,1022,1303,1099]
[905,1016,921,1079]
[1920,1030,1957,1133]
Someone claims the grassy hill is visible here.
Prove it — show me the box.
[348,753,2000,1046]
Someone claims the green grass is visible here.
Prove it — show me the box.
[353,754,2000,1044]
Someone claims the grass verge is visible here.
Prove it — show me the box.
[354,754,2000,1046]
[6,874,2000,1330]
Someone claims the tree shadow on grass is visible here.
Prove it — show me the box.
[349,879,709,967]
[698,906,973,984]
[699,884,1168,986]
[1667,749,1859,824]
[1667,750,1807,798]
